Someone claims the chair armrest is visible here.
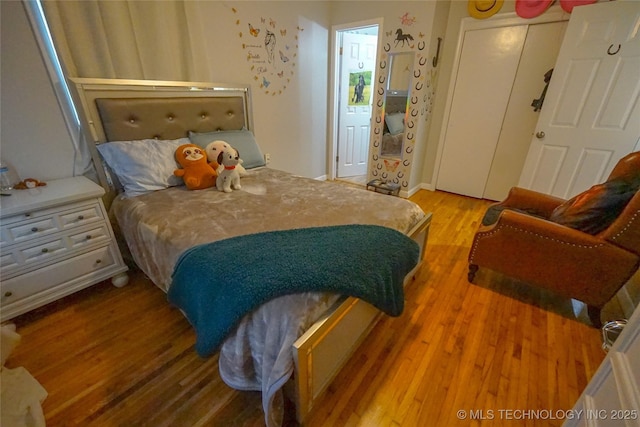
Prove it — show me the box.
[476,209,603,246]
[498,187,565,218]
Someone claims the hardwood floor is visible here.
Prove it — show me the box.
[4,189,616,426]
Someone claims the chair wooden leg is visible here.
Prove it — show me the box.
[587,305,602,328]
[468,264,478,283]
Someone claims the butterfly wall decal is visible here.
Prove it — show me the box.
[248,23,260,37]
[384,159,400,172]
[279,51,289,63]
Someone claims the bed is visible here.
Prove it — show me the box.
[70,78,431,426]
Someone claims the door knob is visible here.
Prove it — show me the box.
[536,131,545,139]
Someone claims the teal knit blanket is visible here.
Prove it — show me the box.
[168,224,420,357]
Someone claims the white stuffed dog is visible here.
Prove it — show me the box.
[205,140,247,176]
[216,146,242,193]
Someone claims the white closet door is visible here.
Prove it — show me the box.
[483,21,567,201]
[436,26,527,198]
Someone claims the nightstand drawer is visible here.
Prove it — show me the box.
[1,234,68,276]
[0,200,103,247]
[4,217,58,245]
[0,245,117,306]
[59,204,103,230]
[0,225,112,277]
[68,225,111,249]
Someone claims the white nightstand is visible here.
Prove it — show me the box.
[0,176,128,321]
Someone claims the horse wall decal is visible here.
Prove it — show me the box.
[395,29,414,47]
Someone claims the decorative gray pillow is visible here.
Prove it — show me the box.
[189,129,265,169]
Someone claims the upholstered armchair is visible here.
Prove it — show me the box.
[468,152,640,327]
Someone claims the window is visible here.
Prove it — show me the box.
[23,1,84,170]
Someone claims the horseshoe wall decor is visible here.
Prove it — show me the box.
[411,109,418,117]
[379,60,387,69]
[415,82,423,91]
[383,43,391,52]
[406,145,414,154]
[417,41,425,50]
[381,172,388,179]
[378,87,385,95]
[607,44,621,55]
[397,171,404,179]
[372,154,379,161]
[411,96,418,104]
[406,132,414,140]
[419,56,427,66]
[414,69,421,78]
[407,120,415,129]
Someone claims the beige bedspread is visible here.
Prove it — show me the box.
[111,166,425,292]
[110,166,425,427]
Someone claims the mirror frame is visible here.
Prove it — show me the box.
[368,34,432,193]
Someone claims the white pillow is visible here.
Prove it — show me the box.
[96,138,188,197]
[385,112,405,135]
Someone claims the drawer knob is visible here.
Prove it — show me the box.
[95,259,102,264]
[77,215,85,220]
[31,227,38,232]
[4,291,12,297]
[41,248,49,253]
[86,235,92,240]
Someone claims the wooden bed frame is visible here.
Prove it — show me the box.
[69,78,431,424]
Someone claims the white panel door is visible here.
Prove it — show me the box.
[436,26,527,198]
[519,1,640,199]
[337,32,377,178]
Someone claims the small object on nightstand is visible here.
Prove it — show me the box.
[0,160,20,191]
[366,179,400,196]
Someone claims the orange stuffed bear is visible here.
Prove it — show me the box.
[174,144,218,190]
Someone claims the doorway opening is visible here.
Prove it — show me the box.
[330,21,380,186]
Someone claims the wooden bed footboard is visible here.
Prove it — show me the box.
[291,213,431,423]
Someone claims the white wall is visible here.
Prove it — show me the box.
[0,1,75,182]
[189,1,331,178]
[1,1,476,186]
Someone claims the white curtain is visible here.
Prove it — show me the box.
[41,0,209,81]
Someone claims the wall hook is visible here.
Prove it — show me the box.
[432,37,442,67]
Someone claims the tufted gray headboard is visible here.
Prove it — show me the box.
[71,78,253,143]
[70,78,253,203]
[94,97,247,142]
